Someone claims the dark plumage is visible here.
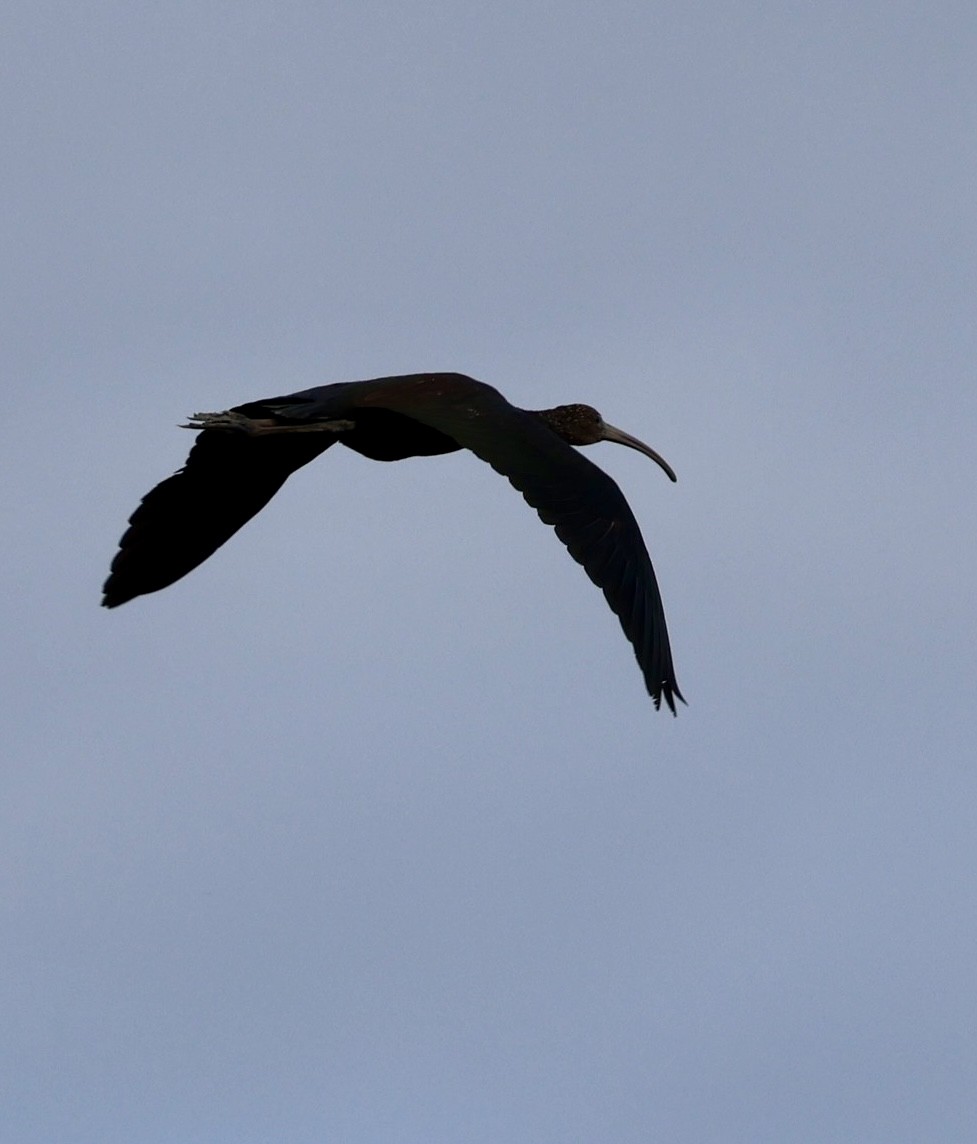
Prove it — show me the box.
[103,373,684,711]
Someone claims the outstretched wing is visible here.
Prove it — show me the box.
[102,428,334,608]
[375,382,684,712]
[521,461,684,713]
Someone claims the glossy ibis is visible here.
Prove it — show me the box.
[102,373,684,711]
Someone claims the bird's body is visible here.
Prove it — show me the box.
[103,373,684,711]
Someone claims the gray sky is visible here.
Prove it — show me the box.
[3,3,976,1141]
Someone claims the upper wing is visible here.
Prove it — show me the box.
[375,383,684,712]
[102,427,334,608]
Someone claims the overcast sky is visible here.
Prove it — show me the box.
[3,3,976,1141]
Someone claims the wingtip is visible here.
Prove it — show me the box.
[100,580,131,609]
[656,681,687,715]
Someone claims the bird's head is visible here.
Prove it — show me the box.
[536,403,677,482]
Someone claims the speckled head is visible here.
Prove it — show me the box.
[535,404,677,481]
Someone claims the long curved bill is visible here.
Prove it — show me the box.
[599,421,678,482]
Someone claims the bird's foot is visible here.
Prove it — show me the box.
[181,410,260,433]
[180,411,355,435]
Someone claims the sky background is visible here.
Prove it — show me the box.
[3,2,976,1141]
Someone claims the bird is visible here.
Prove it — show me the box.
[102,372,685,712]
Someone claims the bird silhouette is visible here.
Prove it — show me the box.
[103,373,684,711]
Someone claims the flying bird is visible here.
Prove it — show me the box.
[102,373,685,711]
